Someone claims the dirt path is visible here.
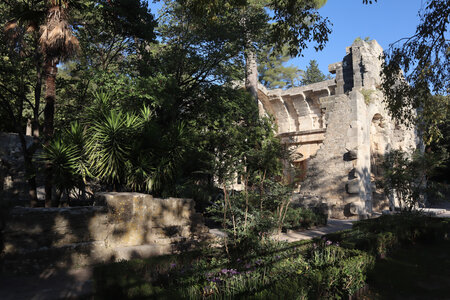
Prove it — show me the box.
[273,218,356,242]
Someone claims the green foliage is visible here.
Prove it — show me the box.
[327,214,450,257]
[42,138,81,193]
[201,110,300,254]
[368,240,450,299]
[258,46,303,89]
[93,239,375,299]
[41,122,92,203]
[177,0,331,58]
[87,109,139,187]
[47,90,187,195]
[380,149,448,211]
[381,0,449,143]
[361,88,376,105]
[97,0,157,42]
[93,213,450,299]
[282,207,327,230]
[420,95,450,145]
[305,246,374,299]
[301,59,332,85]
[354,36,371,43]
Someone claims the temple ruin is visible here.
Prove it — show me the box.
[258,40,419,218]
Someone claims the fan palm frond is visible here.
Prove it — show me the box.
[39,5,79,61]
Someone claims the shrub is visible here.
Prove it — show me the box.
[94,215,449,299]
[327,214,450,257]
[380,149,447,211]
[93,240,375,299]
[282,207,327,231]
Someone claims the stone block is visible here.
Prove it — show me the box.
[346,179,359,194]
[343,196,360,204]
[349,202,364,215]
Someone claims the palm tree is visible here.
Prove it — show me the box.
[40,0,79,207]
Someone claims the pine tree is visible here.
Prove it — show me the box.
[258,47,303,89]
[301,59,331,85]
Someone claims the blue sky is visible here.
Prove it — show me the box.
[290,0,424,75]
[148,0,425,75]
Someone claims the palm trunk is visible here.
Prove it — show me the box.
[43,59,58,207]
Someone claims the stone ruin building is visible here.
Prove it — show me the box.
[258,40,419,219]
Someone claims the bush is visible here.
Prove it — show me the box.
[326,213,450,257]
[93,240,375,299]
[380,149,448,211]
[305,242,374,299]
[281,207,327,231]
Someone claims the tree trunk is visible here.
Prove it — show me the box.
[245,48,258,103]
[33,51,42,138]
[27,51,43,207]
[242,10,258,105]
[43,59,58,207]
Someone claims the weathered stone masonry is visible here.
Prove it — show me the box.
[1,193,209,272]
[258,40,419,218]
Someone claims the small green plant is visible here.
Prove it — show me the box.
[354,36,372,43]
[361,88,376,105]
[41,137,82,205]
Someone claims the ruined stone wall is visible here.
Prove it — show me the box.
[1,193,209,273]
[293,93,356,218]
[259,40,419,218]
[0,133,38,206]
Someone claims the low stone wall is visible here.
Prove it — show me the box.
[1,192,209,273]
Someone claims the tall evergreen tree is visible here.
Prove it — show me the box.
[301,59,331,85]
